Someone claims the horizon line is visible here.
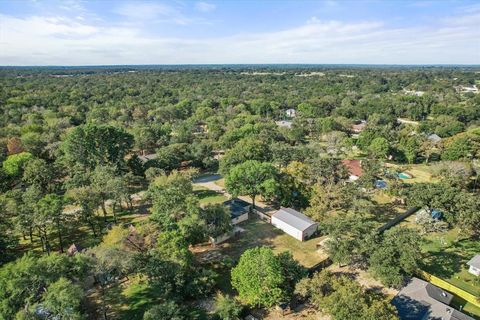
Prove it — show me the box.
[1,63,480,68]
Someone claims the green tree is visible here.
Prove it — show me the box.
[369,228,422,288]
[2,152,33,177]
[214,293,242,320]
[324,216,375,266]
[0,253,91,319]
[147,171,199,228]
[41,277,83,320]
[295,270,398,320]
[368,137,390,159]
[442,136,472,160]
[22,158,56,193]
[37,194,65,253]
[64,123,133,169]
[225,161,278,210]
[399,136,419,164]
[231,247,296,307]
[143,301,184,320]
[220,138,271,174]
[200,204,232,238]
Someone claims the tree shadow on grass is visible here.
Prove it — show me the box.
[421,250,462,279]
[119,281,164,320]
[369,202,401,224]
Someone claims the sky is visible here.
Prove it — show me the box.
[0,0,479,65]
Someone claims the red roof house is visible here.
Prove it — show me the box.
[341,159,363,180]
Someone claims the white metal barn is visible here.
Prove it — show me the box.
[271,208,318,241]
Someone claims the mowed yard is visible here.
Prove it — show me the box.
[420,228,480,296]
[218,216,327,268]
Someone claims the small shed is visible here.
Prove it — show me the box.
[223,198,250,225]
[271,208,317,241]
[467,254,480,276]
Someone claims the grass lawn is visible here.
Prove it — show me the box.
[420,228,480,296]
[219,217,327,268]
[385,163,438,184]
[95,276,161,320]
[193,185,228,205]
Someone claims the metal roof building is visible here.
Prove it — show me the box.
[271,207,317,241]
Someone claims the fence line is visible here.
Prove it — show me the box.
[417,270,480,307]
[377,206,419,233]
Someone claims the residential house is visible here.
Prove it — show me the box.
[341,159,363,181]
[285,108,296,118]
[271,207,317,241]
[391,277,475,320]
[223,198,250,225]
[138,153,158,163]
[209,198,250,245]
[275,120,293,128]
[427,134,442,144]
[467,254,480,276]
[351,120,367,134]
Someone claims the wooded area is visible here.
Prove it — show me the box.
[0,65,479,319]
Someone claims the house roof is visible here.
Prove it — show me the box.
[341,159,363,177]
[275,120,293,128]
[427,134,442,143]
[138,153,158,163]
[351,121,367,133]
[272,207,317,231]
[223,198,250,218]
[392,277,474,320]
[467,254,480,268]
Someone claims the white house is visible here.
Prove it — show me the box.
[467,254,480,276]
[285,108,296,118]
[271,208,317,241]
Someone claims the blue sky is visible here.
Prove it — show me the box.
[0,0,479,65]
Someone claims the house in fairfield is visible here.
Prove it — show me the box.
[285,108,296,118]
[392,277,475,320]
[223,198,250,225]
[341,159,363,181]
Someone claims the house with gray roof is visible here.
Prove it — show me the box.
[392,277,475,320]
[427,134,442,144]
[223,198,250,225]
[271,207,317,241]
[467,254,480,276]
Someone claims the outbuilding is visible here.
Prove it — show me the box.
[467,254,480,276]
[271,207,318,241]
[223,198,250,225]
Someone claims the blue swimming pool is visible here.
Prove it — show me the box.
[397,172,412,179]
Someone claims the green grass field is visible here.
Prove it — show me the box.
[420,228,480,296]
[193,185,228,205]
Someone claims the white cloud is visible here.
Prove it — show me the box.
[195,2,216,12]
[113,2,202,25]
[0,10,478,65]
